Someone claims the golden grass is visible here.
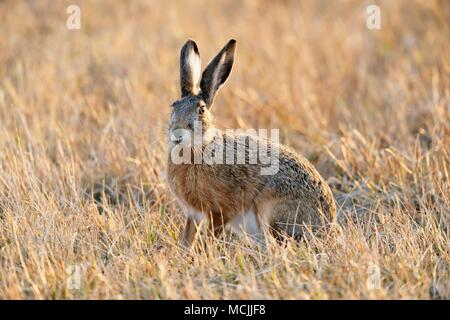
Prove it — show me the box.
[0,0,448,299]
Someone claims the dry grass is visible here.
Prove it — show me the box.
[0,0,448,299]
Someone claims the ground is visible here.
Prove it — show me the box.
[0,0,448,299]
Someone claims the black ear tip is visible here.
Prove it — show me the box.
[224,39,236,53]
[184,39,199,53]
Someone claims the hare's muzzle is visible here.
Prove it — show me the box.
[171,136,183,144]
[170,128,191,145]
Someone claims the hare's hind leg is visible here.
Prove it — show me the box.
[268,200,320,241]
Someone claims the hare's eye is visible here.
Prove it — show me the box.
[187,123,193,130]
[198,106,206,115]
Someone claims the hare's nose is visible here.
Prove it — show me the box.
[170,130,184,144]
[171,136,183,144]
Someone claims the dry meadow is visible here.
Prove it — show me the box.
[0,0,448,299]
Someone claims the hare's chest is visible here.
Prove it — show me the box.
[168,164,230,214]
[167,164,206,211]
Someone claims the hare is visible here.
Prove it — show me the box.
[167,39,336,248]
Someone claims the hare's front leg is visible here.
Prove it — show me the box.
[206,212,231,241]
[180,212,203,249]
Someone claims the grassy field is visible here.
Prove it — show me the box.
[0,0,448,299]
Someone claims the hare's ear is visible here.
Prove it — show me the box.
[200,39,236,105]
[180,40,201,97]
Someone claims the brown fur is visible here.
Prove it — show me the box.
[168,40,336,247]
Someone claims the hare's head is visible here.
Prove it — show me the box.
[169,39,236,147]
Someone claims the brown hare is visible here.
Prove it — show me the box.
[167,39,336,248]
